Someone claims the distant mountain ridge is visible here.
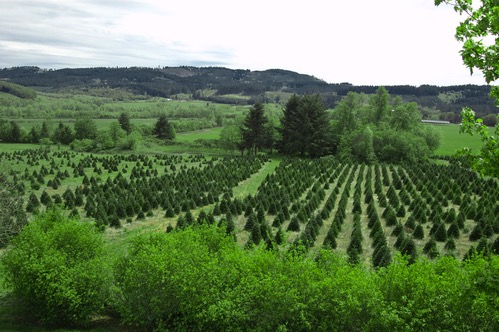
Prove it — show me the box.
[0,66,496,118]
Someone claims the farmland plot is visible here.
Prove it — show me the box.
[231,158,498,264]
[1,149,497,266]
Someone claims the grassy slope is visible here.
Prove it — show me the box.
[431,124,488,155]
[175,127,223,143]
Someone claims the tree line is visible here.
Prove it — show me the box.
[2,66,495,114]
[232,87,440,163]
[0,112,175,152]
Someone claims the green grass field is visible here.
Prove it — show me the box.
[175,127,223,143]
[429,124,486,155]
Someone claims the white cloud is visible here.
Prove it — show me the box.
[0,0,488,85]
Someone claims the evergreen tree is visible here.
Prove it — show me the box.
[53,122,74,145]
[447,222,460,239]
[40,121,50,139]
[413,224,425,240]
[26,193,40,213]
[153,114,175,140]
[251,221,262,244]
[423,237,439,259]
[444,238,456,251]
[118,112,132,134]
[401,237,417,264]
[244,213,256,231]
[225,214,235,235]
[287,217,300,232]
[274,227,284,245]
[241,103,268,155]
[28,126,40,143]
[469,223,483,241]
[434,222,448,242]
[279,94,331,157]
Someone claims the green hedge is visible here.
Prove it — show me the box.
[114,226,499,331]
[2,216,498,331]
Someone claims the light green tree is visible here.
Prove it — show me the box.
[1,208,110,325]
[108,121,127,146]
[74,116,97,140]
[219,124,242,154]
[370,86,390,125]
[436,0,499,176]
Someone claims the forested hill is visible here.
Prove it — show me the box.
[0,66,496,118]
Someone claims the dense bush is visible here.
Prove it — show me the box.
[113,225,499,331]
[1,208,111,326]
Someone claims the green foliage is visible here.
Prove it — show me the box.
[0,173,27,247]
[52,121,74,145]
[113,225,237,330]
[370,86,390,125]
[0,120,24,143]
[1,208,110,325]
[114,227,383,331]
[0,81,37,99]
[74,116,98,140]
[335,88,438,163]
[219,123,242,154]
[241,102,269,155]
[113,225,499,331]
[153,114,175,140]
[435,0,499,176]
[457,108,499,177]
[118,112,132,134]
[279,94,331,157]
[379,254,499,331]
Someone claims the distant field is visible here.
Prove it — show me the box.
[429,124,487,155]
[175,127,223,143]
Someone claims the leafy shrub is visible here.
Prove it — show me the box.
[113,226,389,331]
[113,225,236,330]
[1,208,110,326]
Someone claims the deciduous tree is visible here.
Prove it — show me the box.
[74,116,98,140]
[436,0,499,176]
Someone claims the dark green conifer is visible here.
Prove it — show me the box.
[26,193,40,213]
[447,222,460,239]
[413,224,425,240]
[469,223,483,241]
[251,222,262,244]
[275,227,285,245]
[434,222,448,242]
[287,217,300,232]
[423,237,439,259]
[444,238,456,251]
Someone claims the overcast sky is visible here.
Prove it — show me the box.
[0,0,488,86]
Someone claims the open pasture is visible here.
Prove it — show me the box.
[430,123,490,155]
[1,148,497,266]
